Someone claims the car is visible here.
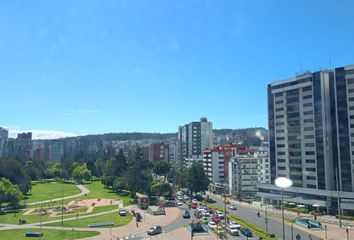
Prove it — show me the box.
[183,195,189,200]
[200,217,209,224]
[194,211,203,218]
[201,210,210,217]
[228,204,237,210]
[208,221,217,229]
[147,225,162,235]
[197,206,205,211]
[212,215,221,223]
[177,196,183,201]
[226,225,240,236]
[206,198,216,203]
[204,207,214,214]
[218,214,225,219]
[228,221,241,229]
[240,228,253,237]
[119,208,127,216]
[177,201,183,206]
[191,203,198,209]
[192,199,198,204]
[182,210,190,218]
[214,225,225,235]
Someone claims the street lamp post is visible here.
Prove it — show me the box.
[275,177,293,240]
[265,206,269,235]
[325,225,327,239]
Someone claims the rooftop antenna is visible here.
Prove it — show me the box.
[299,56,303,72]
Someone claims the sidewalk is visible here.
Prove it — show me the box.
[156,227,217,240]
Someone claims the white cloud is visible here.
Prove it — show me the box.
[9,129,77,140]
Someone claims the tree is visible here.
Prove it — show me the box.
[60,158,75,178]
[0,178,22,212]
[0,158,31,194]
[86,160,96,178]
[153,161,171,181]
[45,167,61,179]
[125,146,152,197]
[101,175,115,188]
[112,177,126,192]
[72,165,92,183]
[176,167,189,189]
[186,163,210,195]
[105,149,127,177]
[94,158,107,177]
[151,182,172,198]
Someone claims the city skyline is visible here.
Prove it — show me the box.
[1,1,354,137]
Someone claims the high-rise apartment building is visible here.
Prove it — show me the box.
[258,64,354,215]
[0,127,8,158]
[178,117,213,168]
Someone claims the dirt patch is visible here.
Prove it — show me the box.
[67,198,121,208]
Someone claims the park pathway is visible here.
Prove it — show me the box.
[26,184,90,206]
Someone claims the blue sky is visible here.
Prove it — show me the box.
[1,0,354,138]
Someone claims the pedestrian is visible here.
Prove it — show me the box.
[296,233,301,240]
[308,234,312,240]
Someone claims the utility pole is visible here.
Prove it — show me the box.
[61,190,64,226]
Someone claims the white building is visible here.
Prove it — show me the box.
[228,155,259,199]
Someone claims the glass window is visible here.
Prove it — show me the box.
[303,95,312,100]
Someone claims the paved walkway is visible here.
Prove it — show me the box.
[26,184,90,206]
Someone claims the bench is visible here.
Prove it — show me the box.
[25,232,43,237]
[86,222,114,228]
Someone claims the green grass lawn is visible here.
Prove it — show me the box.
[0,181,133,225]
[91,205,118,214]
[45,212,133,228]
[23,182,81,204]
[0,228,100,240]
[29,181,132,208]
[80,181,132,207]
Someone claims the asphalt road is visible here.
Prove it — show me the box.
[211,196,320,240]
[132,205,259,240]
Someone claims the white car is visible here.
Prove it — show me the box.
[227,225,240,236]
[177,201,183,206]
[183,195,189,200]
[228,204,237,210]
[208,221,217,229]
[228,221,241,229]
[192,199,198,204]
[201,210,210,217]
[197,206,204,211]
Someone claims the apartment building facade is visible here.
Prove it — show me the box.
[260,64,354,214]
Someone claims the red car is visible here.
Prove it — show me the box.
[194,211,203,218]
[212,215,221,223]
[205,207,214,214]
[191,203,198,209]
